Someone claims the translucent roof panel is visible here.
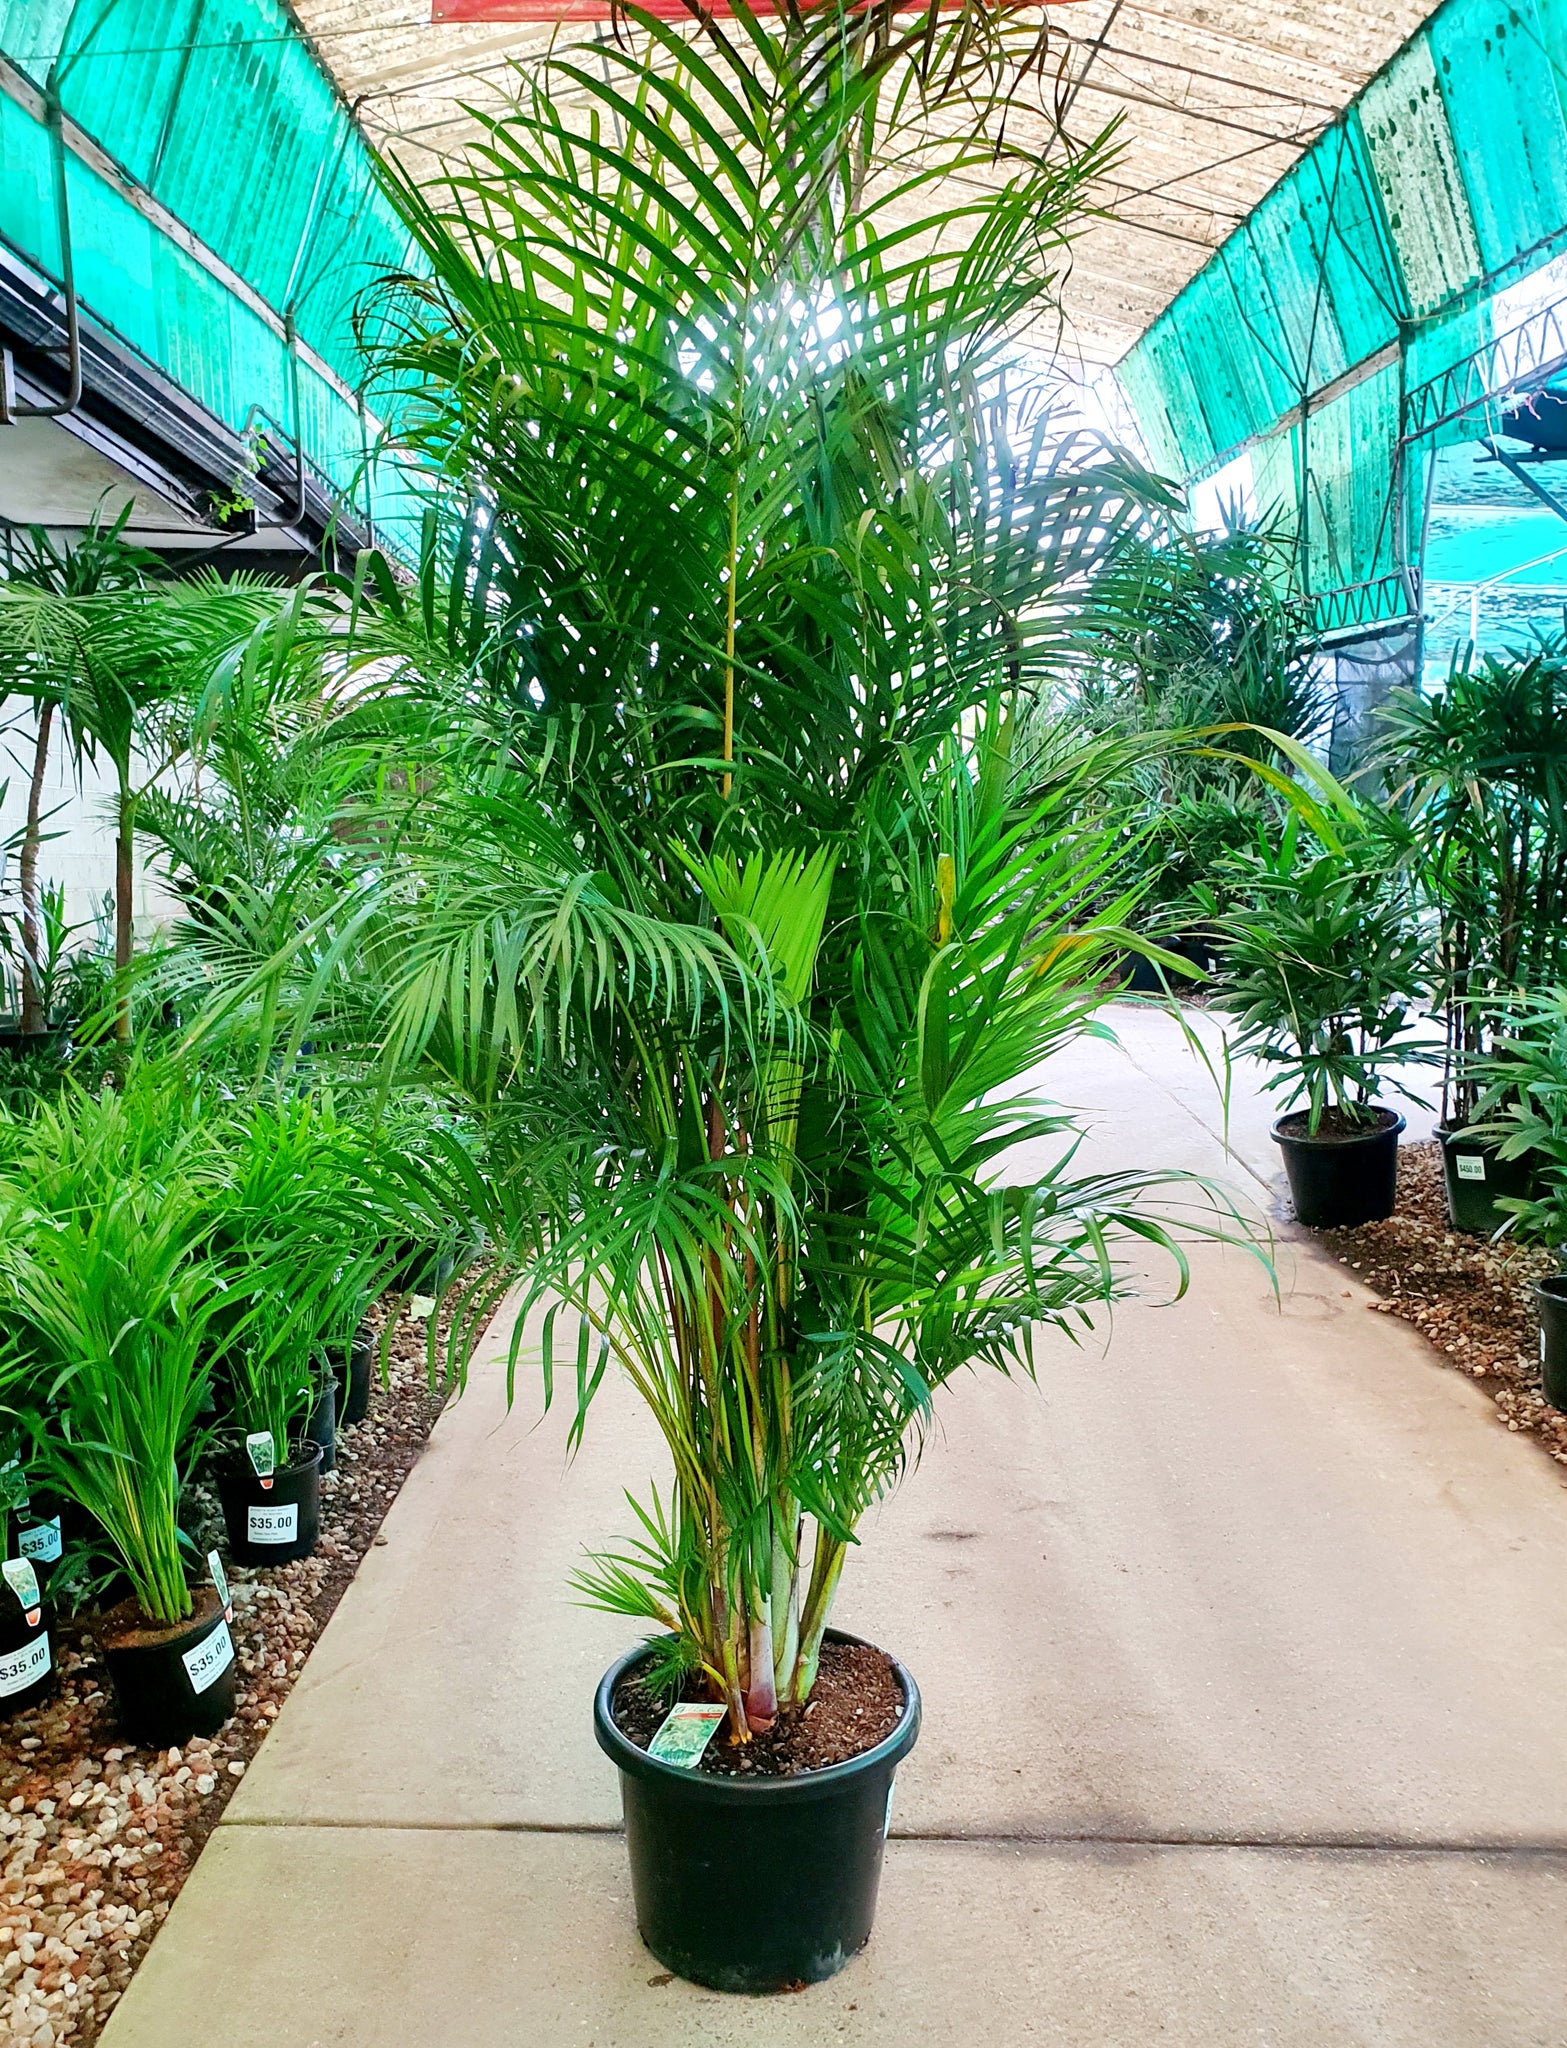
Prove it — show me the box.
[290,1,1438,366]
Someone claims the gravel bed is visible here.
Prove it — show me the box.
[0,1298,468,2048]
[1321,1140,1567,1473]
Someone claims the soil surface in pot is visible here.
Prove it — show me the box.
[613,1639,902,1777]
[1276,1105,1401,1144]
[1319,1140,1567,1472]
[0,1288,487,2048]
[97,1588,220,1654]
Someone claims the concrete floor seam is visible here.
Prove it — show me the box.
[213,1815,1567,1859]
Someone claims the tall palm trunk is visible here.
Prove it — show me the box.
[18,700,55,1034]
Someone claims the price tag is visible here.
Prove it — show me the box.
[1455,1154,1487,1183]
[2,1557,42,1628]
[647,1701,727,1768]
[181,1619,235,1696]
[19,1517,62,1565]
[207,1549,233,1622]
[247,1502,298,1546]
[0,1629,49,1699]
[246,1432,276,1490]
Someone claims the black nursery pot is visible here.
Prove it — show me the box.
[0,1597,55,1720]
[594,1629,921,1995]
[100,1586,236,1747]
[216,1442,323,1565]
[306,1376,338,1474]
[1436,1125,1537,1237]
[1272,1109,1405,1228]
[341,1329,375,1428]
[1535,1276,1567,1411]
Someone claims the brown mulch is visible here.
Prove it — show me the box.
[0,1294,481,2048]
[612,1638,904,1778]
[1319,1139,1567,1474]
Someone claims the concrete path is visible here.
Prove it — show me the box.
[103,1007,1567,2046]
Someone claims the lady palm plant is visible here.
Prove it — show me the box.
[1377,639,1567,1125]
[211,2,1259,1736]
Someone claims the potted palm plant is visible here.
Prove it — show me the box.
[0,1450,55,1718]
[320,0,1260,1993]
[0,1084,236,1746]
[1200,814,1432,1228]
[1462,988,1567,1402]
[207,1097,408,1562]
[1377,643,1567,1232]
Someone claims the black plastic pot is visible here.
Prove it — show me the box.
[1272,1109,1405,1228]
[341,1331,374,1429]
[1436,1125,1537,1237]
[306,1376,338,1474]
[99,1586,237,1747]
[0,1590,54,1720]
[1535,1275,1567,1411]
[216,1442,323,1564]
[594,1629,921,1994]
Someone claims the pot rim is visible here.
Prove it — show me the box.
[1271,1108,1406,1148]
[594,1626,921,1803]
[1535,1274,1567,1303]
[218,1440,324,1485]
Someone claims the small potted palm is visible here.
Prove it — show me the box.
[1463,989,1567,1404]
[1377,646,1567,1232]
[0,1165,237,1745]
[1200,814,1432,1227]
[0,1451,55,1718]
[207,1099,403,1562]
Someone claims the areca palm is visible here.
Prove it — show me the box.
[217,2,1255,1736]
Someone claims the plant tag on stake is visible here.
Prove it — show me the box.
[647,1702,727,1768]
[3,1558,42,1629]
[208,1549,233,1623]
[246,1432,276,1490]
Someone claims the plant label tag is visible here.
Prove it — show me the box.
[247,1502,298,1546]
[207,1549,232,1621]
[18,1517,62,1565]
[246,1432,276,1487]
[2,1557,42,1627]
[0,1460,27,1513]
[182,1620,235,1696]
[0,1629,49,1698]
[647,1702,727,1768]
[1455,1154,1487,1183]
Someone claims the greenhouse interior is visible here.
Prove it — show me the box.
[3,0,1567,2041]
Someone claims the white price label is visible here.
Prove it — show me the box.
[18,1517,62,1564]
[1455,1154,1487,1183]
[0,1630,50,1699]
[247,1501,298,1546]
[181,1619,235,1696]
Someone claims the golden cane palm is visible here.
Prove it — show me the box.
[284,1,1259,1737]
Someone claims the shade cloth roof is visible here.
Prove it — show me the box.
[289,1,1437,366]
